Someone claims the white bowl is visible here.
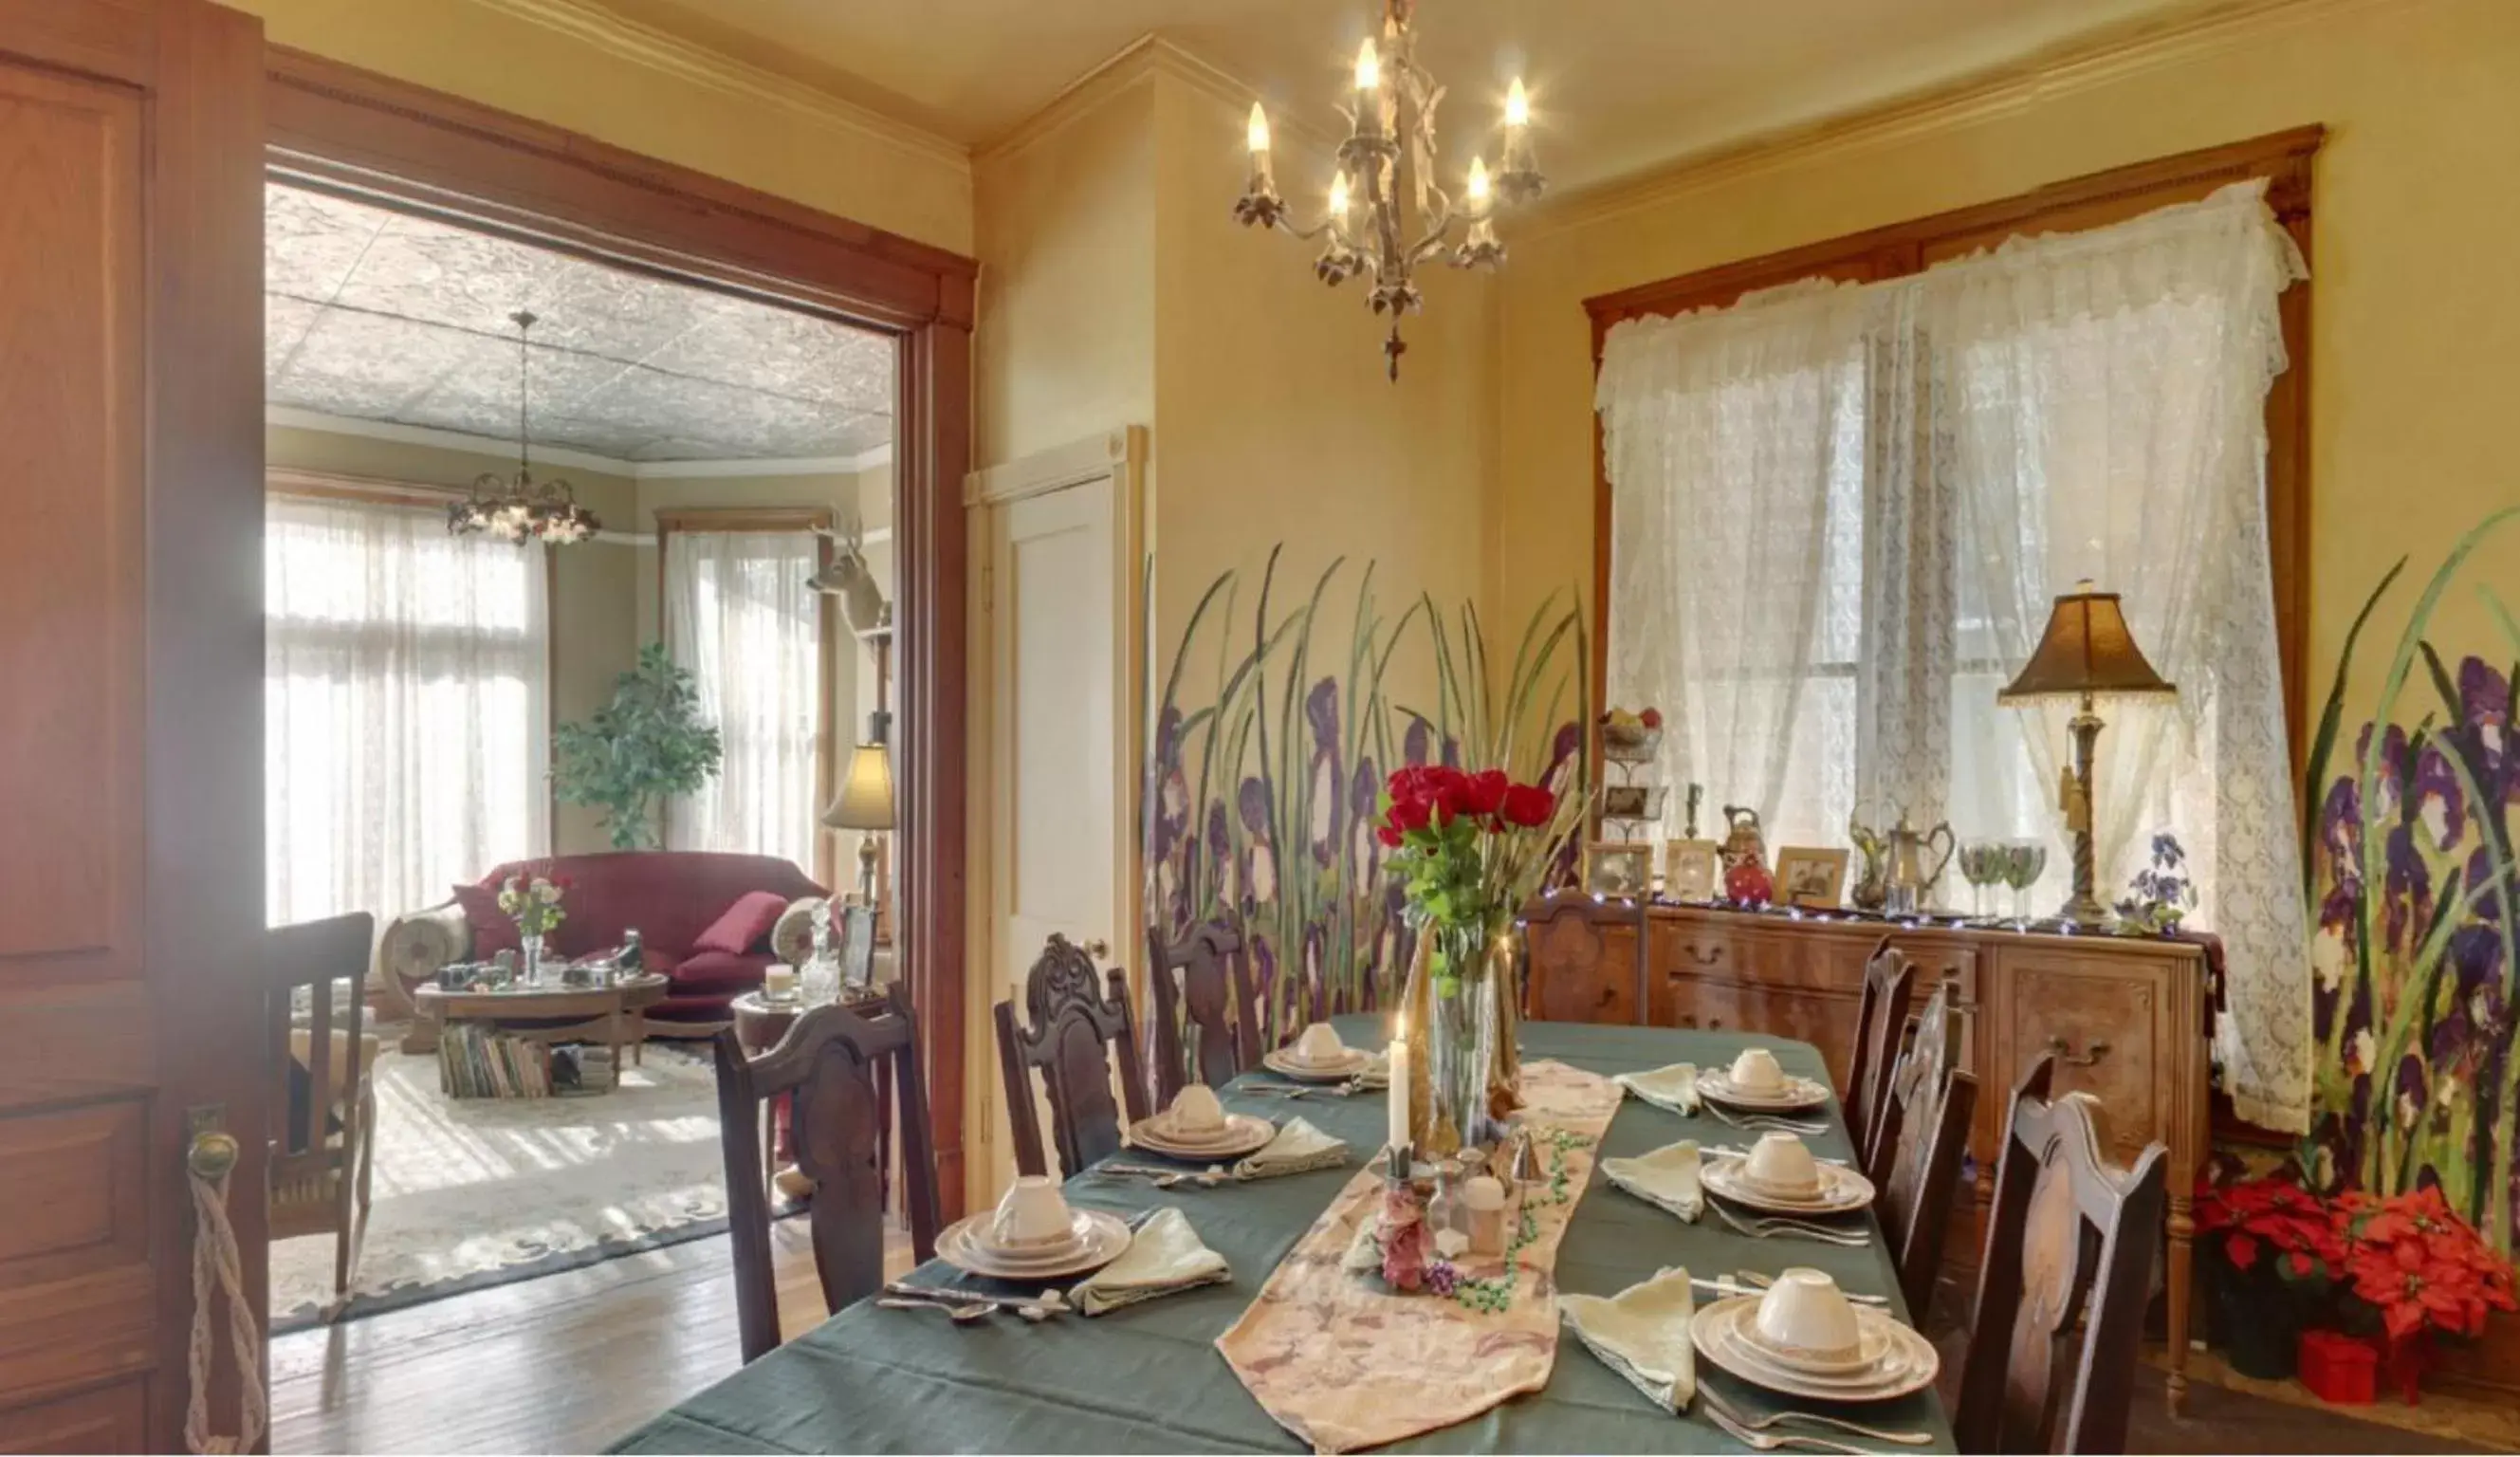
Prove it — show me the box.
[1752,1268,1863,1367]
[1291,1022,1349,1066]
[1168,1083,1227,1134]
[987,1174,1073,1249]
[1729,1046,1787,1097]
[1740,1130,1823,1198]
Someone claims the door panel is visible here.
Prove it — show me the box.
[984,482,1115,1203]
[0,2,267,1448]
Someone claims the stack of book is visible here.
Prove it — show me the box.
[437,1024,557,1098]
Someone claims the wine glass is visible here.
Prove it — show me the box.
[2003,840,2049,924]
[1958,841,2006,918]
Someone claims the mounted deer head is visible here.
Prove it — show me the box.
[811,517,889,637]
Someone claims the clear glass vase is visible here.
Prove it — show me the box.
[520,932,545,986]
[1405,919,1520,1156]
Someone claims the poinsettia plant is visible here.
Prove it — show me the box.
[2194,1170,2345,1284]
[2339,1186,2518,1341]
[1377,763,1583,995]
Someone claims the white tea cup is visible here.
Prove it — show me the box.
[1168,1083,1227,1134]
[1740,1130,1823,1198]
[1728,1046,1787,1097]
[1753,1267,1863,1365]
[988,1174,1073,1249]
[1292,1021,1349,1066]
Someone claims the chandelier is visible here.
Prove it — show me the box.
[1233,0,1543,380]
[448,309,600,544]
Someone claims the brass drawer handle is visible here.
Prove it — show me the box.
[1593,987,1618,1009]
[2044,1036,2111,1068]
[1683,943,1724,967]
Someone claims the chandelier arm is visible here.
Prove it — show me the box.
[1405,187,1460,267]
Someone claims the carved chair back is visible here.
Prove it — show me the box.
[1868,978,1978,1321]
[993,934,1150,1178]
[712,982,941,1364]
[267,911,377,1305]
[1845,938,1917,1162]
[1519,890,1646,1024]
[1144,921,1259,1103]
[1956,1057,2168,1455]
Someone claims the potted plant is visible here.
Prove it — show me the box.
[2193,1168,2344,1379]
[2331,1187,2517,1401]
[552,642,724,850]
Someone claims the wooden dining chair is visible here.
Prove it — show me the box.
[994,933,1149,1178]
[1843,938,1917,1161]
[1144,920,1259,1103]
[1866,978,1977,1322]
[1956,1057,2169,1456]
[712,981,941,1364]
[267,911,379,1319]
[1520,890,1646,1024]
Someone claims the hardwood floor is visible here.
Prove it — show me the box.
[275,1241,2485,1454]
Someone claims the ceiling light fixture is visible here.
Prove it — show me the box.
[1235,0,1544,380]
[449,309,600,545]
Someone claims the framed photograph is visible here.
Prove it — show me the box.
[1774,845,1850,908]
[1585,841,1652,899]
[1664,839,1721,901]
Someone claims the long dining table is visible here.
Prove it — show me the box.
[611,1017,1959,1454]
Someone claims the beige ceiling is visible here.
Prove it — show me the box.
[597,0,2247,191]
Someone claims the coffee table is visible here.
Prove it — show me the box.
[410,972,669,1092]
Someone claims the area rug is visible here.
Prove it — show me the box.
[269,1035,729,1332]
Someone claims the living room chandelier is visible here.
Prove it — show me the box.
[448,309,601,545]
[1233,0,1544,380]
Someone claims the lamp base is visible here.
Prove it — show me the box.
[855,836,880,909]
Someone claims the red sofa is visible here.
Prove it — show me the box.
[379,850,828,1034]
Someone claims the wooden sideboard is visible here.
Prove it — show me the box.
[1523,892,2214,1405]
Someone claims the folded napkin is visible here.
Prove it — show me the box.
[1559,1266,1697,1412]
[1351,1051,1390,1090]
[1074,1208,1231,1316]
[1235,1116,1350,1181]
[1612,1062,1701,1116]
[1600,1139,1703,1223]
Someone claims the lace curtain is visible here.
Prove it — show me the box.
[1596,181,2312,1131]
[266,493,549,927]
[663,528,822,874]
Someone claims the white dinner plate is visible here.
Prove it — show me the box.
[1127,1111,1276,1160]
[937,1208,1132,1281]
[1262,1047,1372,1082]
[1691,1296,1941,1402]
[1701,1154,1876,1215]
[1695,1067,1833,1112]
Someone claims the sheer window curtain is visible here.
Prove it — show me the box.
[663,529,822,874]
[1597,181,2311,1130]
[266,493,549,928]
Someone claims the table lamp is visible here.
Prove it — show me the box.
[821,710,893,910]
[1996,580,2176,926]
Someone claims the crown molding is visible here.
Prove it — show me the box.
[1520,0,2380,241]
[268,407,893,479]
[464,0,969,174]
[977,33,1335,168]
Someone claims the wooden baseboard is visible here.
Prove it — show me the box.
[2435,1311,2520,1398]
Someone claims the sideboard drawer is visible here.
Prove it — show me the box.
[1659,976,1865,1087]
[1995,950,2170,1166]
[1652,922,1856,993]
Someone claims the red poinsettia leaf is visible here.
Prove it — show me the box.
[2228,1231,2260,1271]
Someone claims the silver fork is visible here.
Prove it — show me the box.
[1705,1102,1829,1135]
[1699,1382,1929,1448]
[1710,1201,1871,1246]
[1697,1399,1872,1455]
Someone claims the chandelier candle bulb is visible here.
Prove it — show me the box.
[1352,38,1386,140]
[1245,101,1274,184]
[1329,171,1352,224]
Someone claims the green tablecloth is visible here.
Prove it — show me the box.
[611,1019,1956,1454]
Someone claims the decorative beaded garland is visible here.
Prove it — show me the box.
[1432,1125,1590,1313]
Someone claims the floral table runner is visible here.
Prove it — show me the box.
[1214,1059,1624,1453]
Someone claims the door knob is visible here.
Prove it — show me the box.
[1082,937,1112,960]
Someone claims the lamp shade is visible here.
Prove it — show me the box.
[1998,580,2177,704]
[821,742,894,831]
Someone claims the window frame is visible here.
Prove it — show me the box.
[654,505,839,888]
[1586,126,2321,775]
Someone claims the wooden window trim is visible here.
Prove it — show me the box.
[267,50,977,1214]
[655,507,840,890]
[1583,125,2322,773]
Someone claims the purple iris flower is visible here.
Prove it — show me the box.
[2383,823,2432,954]
[2463,846,2510,924]
[2413,745,2467,851]
[1547,721,1582,786]
[2357,723,2410,823]
[2320,776,2362,867]
[1350,757,1382,885]
[1403,718,1432,768]
[1306,679,1342,868]
[2395,1053,2428,1130]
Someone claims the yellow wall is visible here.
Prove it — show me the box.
[1493,0,2520,712]
[228,0,973,254]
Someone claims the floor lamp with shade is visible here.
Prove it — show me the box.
[1996,580,2177,927]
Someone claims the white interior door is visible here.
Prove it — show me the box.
[982,477,1116,1202]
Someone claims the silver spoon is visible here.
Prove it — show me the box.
[884,1282,1065,1321]
[1691,1274,1886,1308]
[1729,1269,1888,1306]
[1705,1102,1829,1135]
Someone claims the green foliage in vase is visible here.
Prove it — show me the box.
[2300,506,2520,1250]
[551,641,724,850]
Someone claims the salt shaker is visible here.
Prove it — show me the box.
[1426,1155,1465,1238]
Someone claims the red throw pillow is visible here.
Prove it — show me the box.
[692,890,789,957]
[451,882,521,956]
